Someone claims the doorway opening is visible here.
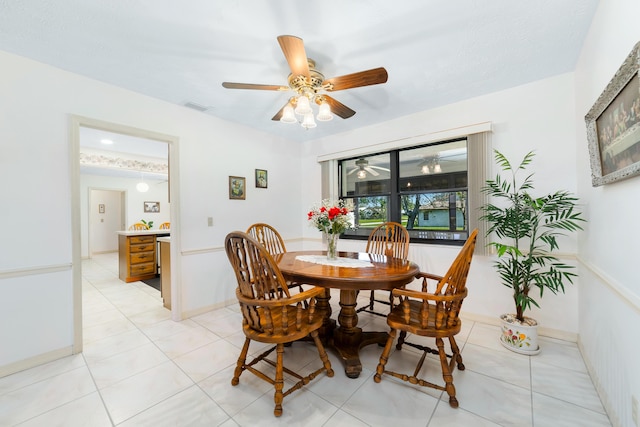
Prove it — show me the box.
[70,115,181,354]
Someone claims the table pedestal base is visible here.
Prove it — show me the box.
[330,328,388,378]
[325,289,389,378]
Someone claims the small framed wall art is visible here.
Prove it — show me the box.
[144,201,160,213]
[255,169,268,188]
[229,176,246,200]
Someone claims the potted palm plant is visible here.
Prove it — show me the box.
[481,150,585,355]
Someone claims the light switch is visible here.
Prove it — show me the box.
[207,217,213,227]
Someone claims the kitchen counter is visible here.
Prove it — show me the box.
[116,229,170,236]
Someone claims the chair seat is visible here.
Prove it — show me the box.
[242,305,325,343]
[387,300,462,338]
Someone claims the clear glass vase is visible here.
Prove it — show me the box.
[324,232,339,260]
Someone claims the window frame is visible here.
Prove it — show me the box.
[339,138,469,246]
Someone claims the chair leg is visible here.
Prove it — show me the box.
[273,343,284,417]
[368,290,375,310]
[374,329,397,383]
[231,337,250,386]
[449,336,465,370]
[436,337,458,408]
[310,330,334,377]
[396,330,407,350]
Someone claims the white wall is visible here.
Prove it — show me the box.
[88,189,122,254]
[0,50,301,372]
[300,72,581,336]
[573,1,640,425]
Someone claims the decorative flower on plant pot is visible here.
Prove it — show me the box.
[307,199,354,259]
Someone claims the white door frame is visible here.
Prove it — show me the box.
[69,115,182,354]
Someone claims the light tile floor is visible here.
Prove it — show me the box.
[0,253,612,426]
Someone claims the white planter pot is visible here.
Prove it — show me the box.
[499,313,540,355]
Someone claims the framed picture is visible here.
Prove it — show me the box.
[585,41,640,186]
[229,176,246,200]
[255,169,268,188]
[144,201,160,213]
[98,204,105,214]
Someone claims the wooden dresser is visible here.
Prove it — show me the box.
[118,234,157,282]
[117,229,170,283]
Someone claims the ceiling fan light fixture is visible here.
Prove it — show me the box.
[294,95,312,115]
[421,165,430,174]
[316,101,333,121]
[433,163,442,173]
[301,112,317,129]
[357,169,367,179]
[280,104,297,123]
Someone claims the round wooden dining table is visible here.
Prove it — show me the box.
[276,250,420,378]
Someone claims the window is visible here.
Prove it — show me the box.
[339,138,469,245]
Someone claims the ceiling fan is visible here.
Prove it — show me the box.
[221,35,388,128]
[347,158,390,178]
[417,152,462,174]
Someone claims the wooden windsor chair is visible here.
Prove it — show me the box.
[356,222,410,316]
[246,223,306,294]
[128,222,149,230]
[374,229,478,408]
[225,231,334,417]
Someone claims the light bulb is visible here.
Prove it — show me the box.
[421,165,430,174]
[357,169,367,179]
[316,101,333,121]
[433,163,442,173]
[301,112,317,129]
[294,95,312,115]
[280,104,296,123]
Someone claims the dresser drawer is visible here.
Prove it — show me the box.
[130,252,155,264]
[130,243,155,253]
[130,235,155,245]
[129,262,155,276]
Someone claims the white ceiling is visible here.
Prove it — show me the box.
[0,1,598,142]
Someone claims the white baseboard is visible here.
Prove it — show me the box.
[0,346,74,378]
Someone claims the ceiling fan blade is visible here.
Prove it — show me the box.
[370,165,390,172]
[222,82,289,91]
[365,167,380,176]
[324,67,388,91]
[277,35,310,80]
[347,168,358,175]
[324,95,356,119]
[271,102,289,121]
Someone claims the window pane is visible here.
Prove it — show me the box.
[399,140,467,192]
[400,192,469,241]
[340,153,391,197]
[343,196,390,237]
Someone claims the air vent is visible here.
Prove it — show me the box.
[184,102,209,112]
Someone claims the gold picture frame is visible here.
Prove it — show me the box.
[229,176,246,200]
